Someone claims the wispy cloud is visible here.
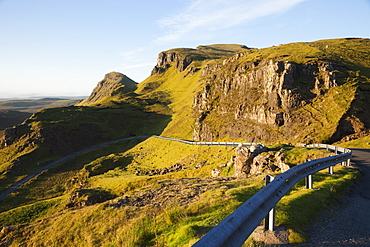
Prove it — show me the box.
[119,47,147,61]
[155,0,306,44]
[119,63,154,70]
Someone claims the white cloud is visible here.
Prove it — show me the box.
[154,0,306,44]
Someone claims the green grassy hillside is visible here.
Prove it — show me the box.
[0,39,366,246]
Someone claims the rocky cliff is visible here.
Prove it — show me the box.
[151,52,193,75]
[148,39,370,144]
[77,72,137,106]
[193,58,355,143]
[151,44,249,75]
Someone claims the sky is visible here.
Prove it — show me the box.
[0,0,369,98]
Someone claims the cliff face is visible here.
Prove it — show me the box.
[151,52,193,75]
[192,58,353,143]
[143,39,370,144]
[77,72,137,106]
[188,39,370,144]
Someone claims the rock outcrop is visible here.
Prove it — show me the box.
[192,57,355,143]
[234,145,290,177]
[77,72,137,106]
[135,163,186,176]
[151,52,193,75]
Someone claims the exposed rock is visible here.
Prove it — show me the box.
[250,155,277,175]
[211,168,221,177]
[66,188,114,208]
[135,163,186,176]
[107,177,239,209]
[0,124,31,148]
[0,226,13,237]
[234,145,290,177]
[249,144,269,155]
[195,161,208,169]
[151,52,192,75]
[77,72,137,106]
[234,146,256,177]
[193,59,350,143]
[227,156,235,167]
[274,149,291,172]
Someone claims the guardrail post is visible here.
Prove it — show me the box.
[306,174,313,189]
[346,159,351,166]
[264,175,275,231]
[328,166,334,175]
[305,159,314,189]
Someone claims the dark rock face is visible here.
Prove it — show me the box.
[192,58,351,143]
[151,52,193,75]
[0,124,31,148]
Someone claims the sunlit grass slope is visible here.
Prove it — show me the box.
[337,134,370,148]
[0,40,364,246]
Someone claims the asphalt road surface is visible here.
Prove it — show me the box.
[299,149,370,246]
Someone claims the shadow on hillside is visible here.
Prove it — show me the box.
[0,101,172,211]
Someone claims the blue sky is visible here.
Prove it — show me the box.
[0,0,369,98]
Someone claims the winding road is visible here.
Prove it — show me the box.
[299,148,370,246]
[1,136,369,245]
[0,136,151,201]
[0,135,261,201]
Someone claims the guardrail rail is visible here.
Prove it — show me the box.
[193,144,352,247]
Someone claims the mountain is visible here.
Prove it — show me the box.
[76,72,137,106]
[0,39,368,246]
[142,38,370,144]
[192,40,370,143]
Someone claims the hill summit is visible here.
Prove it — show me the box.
[0,38,369,246]
[77,72,137,106]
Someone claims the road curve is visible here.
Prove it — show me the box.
[298,149,370,246]
[0,136,151,201]
[0,136,262,201]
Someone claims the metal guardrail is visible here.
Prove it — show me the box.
[153,135,263,147]
[193,144,352,247]
[0,135,264,201]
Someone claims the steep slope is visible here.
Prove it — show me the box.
[0,40,367,246]
[191,38,370,144]
[77,72,137,106]
[0,72,170,198]
[138,44,250,138]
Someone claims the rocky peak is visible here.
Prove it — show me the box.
[77,72,137,106]
[151,52,193,75]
